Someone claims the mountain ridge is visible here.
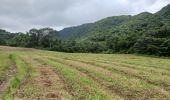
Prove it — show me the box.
[59,4,170,40]
[0,4,170,56]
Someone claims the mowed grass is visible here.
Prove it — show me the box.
[40,58,115,100]
[0,46,170,100]
[0,53,13,83]
[3,54,28,100]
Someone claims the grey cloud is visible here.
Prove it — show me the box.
[0,0,169,32]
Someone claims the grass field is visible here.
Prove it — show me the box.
[0,46,170,100]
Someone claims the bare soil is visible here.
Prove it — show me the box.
[15,65,71,100]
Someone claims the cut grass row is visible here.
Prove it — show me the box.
[64,58,170,92]
[42,56,170,99]
[36,57,120,100]
[57,56,170,78]
[38,52,170,91]
[89,61,170,91]
[0,53,12,83]
[3,54,28,100]
[1,47,170,100]
[14,54,72,100]
[40,51,170,70]
[96,60,170,76]
[38,51,170,91]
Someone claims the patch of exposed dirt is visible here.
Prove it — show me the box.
[15,65,71,100]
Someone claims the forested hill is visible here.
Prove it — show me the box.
[59,4,170,41]
[0,4,170,56]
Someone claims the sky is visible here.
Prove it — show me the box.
[0,0,170,32]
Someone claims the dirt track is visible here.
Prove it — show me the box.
[15,64,72,100]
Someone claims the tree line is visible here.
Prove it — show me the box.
[0,26,170,56]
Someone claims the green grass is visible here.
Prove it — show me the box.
[37,50,170,99]
[0,46,170,100]
[13,54,72,100]
[41,58,115,100]
[44,56,169,99]
[0,53,12,82]
[3,54,28,100]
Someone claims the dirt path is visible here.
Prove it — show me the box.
[0,66,16,99]
[15,65,71,100]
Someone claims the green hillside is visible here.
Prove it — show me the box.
[0,4,170,56]
[59,4,170,41]
[58,4,170,55]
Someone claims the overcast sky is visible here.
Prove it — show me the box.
[0,0,170,32]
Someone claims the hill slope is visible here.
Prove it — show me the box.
[59,4,170,41]
[0,4,170,56]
